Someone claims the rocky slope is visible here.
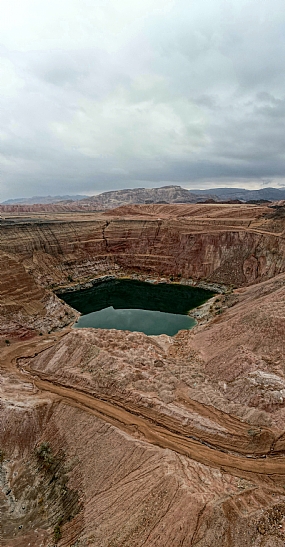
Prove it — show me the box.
[1,203,285,546]
[0,251,77,340]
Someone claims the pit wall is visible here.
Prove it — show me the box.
[0,219,284,289]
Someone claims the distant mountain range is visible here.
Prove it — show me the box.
[2,185,285,208]
[1,194,89,205]
[78,186,204,208]
[193,187,285,202]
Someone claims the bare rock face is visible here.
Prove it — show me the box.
[189,273,285,431]
[0,251,77,340]
[1,203,285,546]
[0,204,285,312]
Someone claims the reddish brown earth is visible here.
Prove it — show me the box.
[1,203,285,546]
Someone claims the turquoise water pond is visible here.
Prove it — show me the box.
[60,279,214,336]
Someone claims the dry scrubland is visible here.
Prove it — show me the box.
[1,203,285,546]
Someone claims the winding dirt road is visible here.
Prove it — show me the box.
[31,376,285,479]
[3,334,285,490]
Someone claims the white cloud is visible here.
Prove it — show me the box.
[0,0,174,52]
[1,0,285,199]
[0,58,24,97]
[51,81,208,163]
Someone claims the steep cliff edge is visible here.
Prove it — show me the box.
[0,251,78,340]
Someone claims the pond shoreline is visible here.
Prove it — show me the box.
[57,276,221,335]
[55,273,228,296]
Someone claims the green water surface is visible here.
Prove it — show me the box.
[60,279,214,336]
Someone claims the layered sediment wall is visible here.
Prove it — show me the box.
[1,209,285,287]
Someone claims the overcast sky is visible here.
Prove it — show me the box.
[1,0,285,199]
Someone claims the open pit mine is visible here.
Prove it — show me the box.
[1,202,285,547]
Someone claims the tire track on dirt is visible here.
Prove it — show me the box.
[28,374,285,483]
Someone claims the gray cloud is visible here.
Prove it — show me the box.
[1,0,285,200]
